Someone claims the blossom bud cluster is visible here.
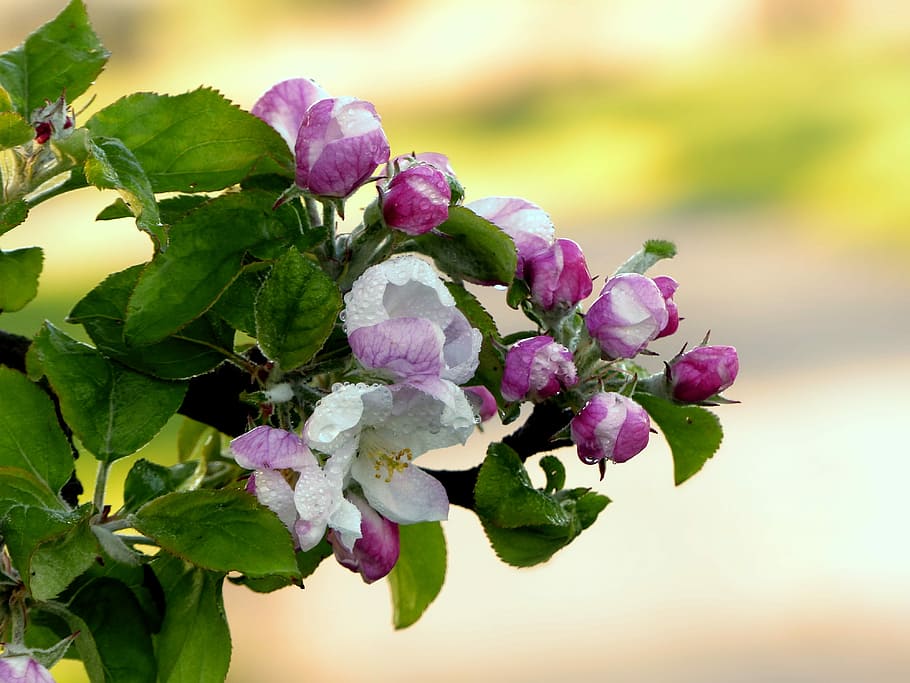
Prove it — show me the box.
[234,77,740,585]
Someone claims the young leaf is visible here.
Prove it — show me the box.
[255,247,342,370]
[0,246,43,312]
[27,323,187,462]
[387,521,447,629]
[69,264,235,380]
[0,198,29,235]
[613,239,677,276]
[152,554,231,683]
[132,489,298,576]
[408,205,517,285]
[67,577,157,683]
[0,111,33,149]
[634,393,724,485]
[123,191,307,345]
[86,88,292,193]
[84,136,163,247]
[0,367,74,495]
[0,0,110,117]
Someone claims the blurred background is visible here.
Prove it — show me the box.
[2,0,909,681]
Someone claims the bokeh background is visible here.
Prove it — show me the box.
[3,1,909,681]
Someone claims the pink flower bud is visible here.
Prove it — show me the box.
[252,78,330,151]
[668,345,739,402]
[464,385,497,422]
[31,94,73,145]
[585,273,669,359]
[501,335,578,403]
[328,492,400,583]
[381,162,451,235]
[390,152,463,204]
[466,196,555,277]
[571,392,650,464]
[653,276,679,338]
[0,656,56,683]
[525,238,593,312]
[294,97,390,198]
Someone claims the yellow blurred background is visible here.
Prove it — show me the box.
[2,0,909,681]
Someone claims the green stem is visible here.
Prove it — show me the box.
[92,460,111,516]
[322,201,336,244]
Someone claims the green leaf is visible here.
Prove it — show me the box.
[0,368,74,495]
[122,459,197,514]
[387,521,446,629]
[408,205,517,285]
[84,136,163,247]
[86,88,292,193]
[0,198,28,235]
[0,246,43,312]
[295,537,334,579]
[539,454,566,493]
[255,247,341,370]
[152,554,231,683]
[67,578,157,683]
[123,191,307,345]
[27,322,187,462]
[634,393,724,485]
[0,0,109,116]
[34,601,106,683]
[0,111,33,149]
[1,503,99,600]
[474,443,610,567]
[210,266,266,336]
[68,264,235,380]
[132,489,298,576]
[613,239,677,276]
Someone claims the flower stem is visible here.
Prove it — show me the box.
[93,460,112,516]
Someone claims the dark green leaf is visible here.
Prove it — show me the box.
[446,281,506,404]
[132,489,298,576]
[255,247,341,370]
[613,239,677,276]
[296,537,333,579]
[34,601,106,683]
[84,136,163,247]
[0,111,33,148]
[27,323,187,461]
[0,246,42,312]
[2,503,99,600]
[0,198,28,235]
[86,88,292,193]
[388,521,446,629]
[539,454,566,493]
[69,264,235,380]
[122,459,197,514]
[152,554,231,683]
[0,0,109,116]
[0,467,65,519]
[634,393,723,485]
[408,205,517,285]
[123,191,306,345]
[67,578,157,683]
[0,368,74,494]
[210,266,266,336]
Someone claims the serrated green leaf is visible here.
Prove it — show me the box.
[388,521,446,629]
[2,503,99,600]
[67,577,157,683]
[613,239,677,276]
[152,554,231,683]
[0,246,43,312]
[86,88,292,193]
[0,198,29,235]
[634,393,723,485]
[474,443,570,529]
[0,0,109,116]
[210,266,266,336]
[68,264,235,380]
[408,205,517,285]
[132,489,298,576]
[0,111,33,149]
[479,519,570,568]
[28,323,187,462]
[123,191,307,345]
[84,136,163,247]
[255,247,341,370]
[122,459,197,514]
[0,368,74,495]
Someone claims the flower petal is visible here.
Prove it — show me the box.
[352,456,449,524]
[251,78,329,151]
[249,469,297,533]
[230,425,310,470]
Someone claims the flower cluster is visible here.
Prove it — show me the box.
[230,77,739,584]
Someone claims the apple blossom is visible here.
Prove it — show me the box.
[380,162,451,235]
[585,273,669,359]
[668,345,739,402]
[501,335,578,403]
[467,196,555,277]
[653,275,680,339]
[251,77,329,151]
[0,656,56,683]
[570,392,651,465]
[328,491,400,583]
[525,238,593,312]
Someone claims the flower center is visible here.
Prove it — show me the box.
[369,447,414,482]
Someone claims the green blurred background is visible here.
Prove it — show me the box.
[2,1,909,681]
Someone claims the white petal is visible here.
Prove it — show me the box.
[352,457,449,524]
